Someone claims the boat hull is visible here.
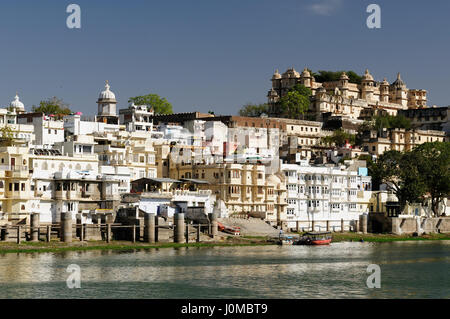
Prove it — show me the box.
[310,239,332,245]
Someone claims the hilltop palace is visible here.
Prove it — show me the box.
[267,68,428,120]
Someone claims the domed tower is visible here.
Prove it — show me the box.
[97,80,119,124]
[361,69,375,100]
[300,67,312,88]
[339,72,349,97]
[281,67,300,94]
[267,88,280,104]
[390,73,408,107]
[10,93,25,114]
[271,69,281,90]
[380,78,390,103]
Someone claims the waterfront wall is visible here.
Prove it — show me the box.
[370,213,450,234]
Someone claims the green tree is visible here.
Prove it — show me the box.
[373,114,411,132]
[280,91,309,119]
[290,83,312,97]
[412,142,450,216]
[321,129,356,147]
[128,94,173,115]
[32,97,72,115]
[238,103,269,117]
[0,125,17,146]
[313,70,362,84]
[279,84,311,119]
[371,150,426,212]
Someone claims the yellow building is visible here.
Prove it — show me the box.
[0,146,33,222]
[168,161,287,225]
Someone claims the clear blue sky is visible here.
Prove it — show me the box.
[1,0,449,116]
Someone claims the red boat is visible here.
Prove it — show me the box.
[295,232,332,245]
[217,222,240,236]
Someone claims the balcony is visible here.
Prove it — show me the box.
[67,191,77,200]
[81,191,91,198]
[4,166,29,179]
[34,189,44,197]
[55,190,65,200]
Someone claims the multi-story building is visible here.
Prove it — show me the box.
[0,146,33,221]
[119,103,155,132]
[281,160,371,231]
[168,161,287,223]
[399,106,450,133]
[268,68,427,120]
[17,113,64,148]
[362,128,446,156]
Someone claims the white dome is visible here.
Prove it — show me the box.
[98,81,116,101]
[10,93,25,111]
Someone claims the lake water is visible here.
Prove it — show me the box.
[0,241,449,299]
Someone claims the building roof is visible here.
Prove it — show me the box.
[132,177,180,184]
[179,178,210,184]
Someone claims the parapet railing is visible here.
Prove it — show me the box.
[0,221,220,245]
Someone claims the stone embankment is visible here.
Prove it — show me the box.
[218,218,279,237]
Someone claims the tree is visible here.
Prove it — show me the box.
[128,94,173,115]
[313,70,362,84]
[279,84,311,119]
[0,125,16,146]
[32,97,72,115]
[412,142,450,216]
[373,114,411,132]
[238,103,268,117]
[370,150,426,212]
[321,129,356,147]
[290,83,312,97]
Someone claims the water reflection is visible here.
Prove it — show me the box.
[0,241,448,298]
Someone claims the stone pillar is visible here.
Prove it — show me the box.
[354,220,359,233]
[326,220,330,232]
[185,224,189,243]
[208,213,218,239]
[132,224,136,243]
[174,213,185,243]
[341,218,344,233]
[360,214,368,234]
[30,213,40,242]
[60,212,72,243]
[155,216,159,242]
[144,213,156,243]
[1,226,10,241]
[106,224,111,243]
[16,226,21,244]
[76,214,82,239]
[415,217,422,235]
[197,225,201,243]
[46,225,51,242]
[391,217,401,235]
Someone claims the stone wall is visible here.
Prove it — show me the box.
[370,213,450,234]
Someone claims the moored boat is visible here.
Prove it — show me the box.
[295,232,332,245]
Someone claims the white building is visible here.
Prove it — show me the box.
[17,113,64,148]
[281,160,372,231]
[119,103,155,132]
